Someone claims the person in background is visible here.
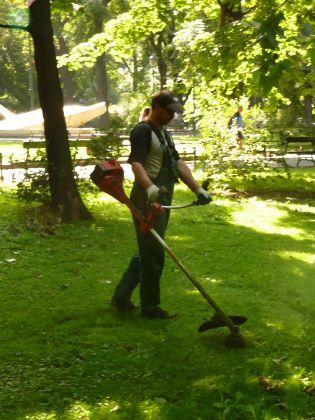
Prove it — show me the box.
[228,105,244,148]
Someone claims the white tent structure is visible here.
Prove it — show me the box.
[0,102,107,137]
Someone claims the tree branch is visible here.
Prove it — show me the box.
[149,34,158,52]
[243,6,256,15]
[122,58,133,75]
[0,23,29,31]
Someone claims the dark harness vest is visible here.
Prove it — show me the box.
[140,121,179,183]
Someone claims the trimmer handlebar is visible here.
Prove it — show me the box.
[160,202,197,210]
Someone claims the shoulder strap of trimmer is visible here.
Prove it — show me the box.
[141,121,179,182]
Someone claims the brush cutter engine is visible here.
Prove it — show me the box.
[90,159,126,203]
[90,159,162,233]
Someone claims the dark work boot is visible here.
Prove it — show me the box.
[111,297,137,312]
[141,307,177,319]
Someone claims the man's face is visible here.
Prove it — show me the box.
[153,104,175,125]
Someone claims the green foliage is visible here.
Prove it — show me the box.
[2,0,313,134]
[16,169,51,204]
[172,0,314,142]
[1,0,314,190]
[0,0,34,109]
[188,102,282,189]
[201,136,275,191]
[14,147,81,205]
[15,149,50,204]
[87,114,126,159]
[227,167,315,194]
[0,0,29,27]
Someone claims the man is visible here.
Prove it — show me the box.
[228,105,244,147]
[111,90,211,319]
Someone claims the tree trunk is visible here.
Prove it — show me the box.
[95,54,110,127]
[56,33,76,103]
[132,53,138,92]
[304,95,313,125]
[156,34,167,89]
[94,17,109,128]
[157,59,167,89]
[150,34,168,89]
[28,0,91,222]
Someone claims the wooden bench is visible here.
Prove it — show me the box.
[282,136,315,153]
[23,139,92,149]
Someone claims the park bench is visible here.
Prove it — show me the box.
[23,139,92,149]
[1,130,200,174]
[168,128,199,136]
[282,136,315,153]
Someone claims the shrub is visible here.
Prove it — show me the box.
[87,114,126,160]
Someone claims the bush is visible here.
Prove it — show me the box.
[15,147,80,205]
[15,149,51,204]
[87,114,126,160]
[194,103,289,190]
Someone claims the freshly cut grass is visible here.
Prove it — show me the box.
[0,182,314,419]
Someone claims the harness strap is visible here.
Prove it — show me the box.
[142,121,179,182]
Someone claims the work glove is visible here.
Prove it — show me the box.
[146,184,167,203]
[195,186,212,206]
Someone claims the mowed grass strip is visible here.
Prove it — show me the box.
[0,179,314,419]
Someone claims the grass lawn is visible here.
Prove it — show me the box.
[226,169,315,198]
[0,173,314,419]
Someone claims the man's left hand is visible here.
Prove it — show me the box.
[195,186,212,205]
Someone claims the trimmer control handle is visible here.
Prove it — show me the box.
[160,202,197,210]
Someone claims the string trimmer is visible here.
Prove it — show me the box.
[90,159,247,348]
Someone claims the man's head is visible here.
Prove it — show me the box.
[150,89,183,126]
[238,105,243,113]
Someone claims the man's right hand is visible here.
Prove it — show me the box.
[146,185,167,203]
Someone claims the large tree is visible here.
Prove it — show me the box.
[28,0,91,221]
[1,0,92,221]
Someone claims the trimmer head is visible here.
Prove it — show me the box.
[198,314,247,332]
[198,313,247,348]
[225,332,247,348]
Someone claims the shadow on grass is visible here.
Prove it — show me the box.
[0,194,314,419]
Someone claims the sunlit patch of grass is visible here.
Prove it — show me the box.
[229,197,308,238]
[168,234,193,242]
[278,250,314,264]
